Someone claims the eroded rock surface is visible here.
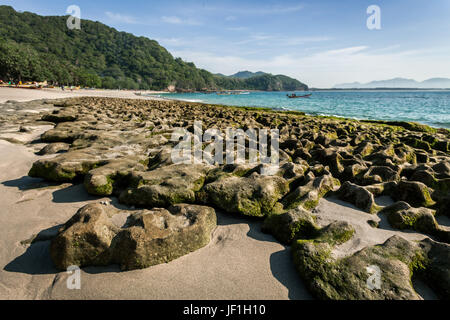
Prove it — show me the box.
[51,202,217,270]
[6,96,449,298]
[292,228,450,300]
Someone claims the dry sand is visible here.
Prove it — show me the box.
[0,87,165,103]
[0,89,441,299]
[0,107,311,299]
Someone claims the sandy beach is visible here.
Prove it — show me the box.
[0,88,449,300]
[0,128,310,300]
[0,88,309,299]
[0,87,165,104]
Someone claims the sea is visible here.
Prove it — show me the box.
[152,90,450,129]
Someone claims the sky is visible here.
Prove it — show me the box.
[2,0,450,87]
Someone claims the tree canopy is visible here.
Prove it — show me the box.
[0,6,308,91]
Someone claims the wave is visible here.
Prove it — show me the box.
[180,99,204,103]
[428,121,450,129]
[271,106,292,111]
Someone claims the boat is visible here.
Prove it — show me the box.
[287,93,312,99]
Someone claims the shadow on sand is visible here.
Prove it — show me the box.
[3,173,312,299]
[4,207,313,299]
[1,175,60,191]
[216,211,313,299]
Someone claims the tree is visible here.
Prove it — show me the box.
[0,5,308,91]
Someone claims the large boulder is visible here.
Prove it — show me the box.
[393,180,435,208]
[113,203,217,270]
[199,173,289,217]
[292,234,422,300]
[119,164,209,208]
[50,203,217,271]
[262,207,319,244]
[282,173,341,210]
[337,181,380,213]
[50,203,119,269]
[29,149,106,182]
[380,201,449,243]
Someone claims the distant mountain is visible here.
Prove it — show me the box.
[229,71,267,79]
[214,73,308,91]
[334,77,450,89]
[421,78,450,88]
[212,70,308,91]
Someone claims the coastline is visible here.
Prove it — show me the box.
[3,87,449,131]
[0,94,449,300]
[154,90,450,130]
[0,87,168,104]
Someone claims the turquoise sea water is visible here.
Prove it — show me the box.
[155,91,450,129]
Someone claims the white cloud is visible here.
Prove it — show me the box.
[161,16,201,26]
[105,11,138,24]
[257,4,304,14]
[234,33,331,46]
[155,37,185,46]
[171,46,450,88]
[156,36,218,49]
[325,46,368,55]
[204,3,304,16]
[227,26,247,31]
[282,36,332,46]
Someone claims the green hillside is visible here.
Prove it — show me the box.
[0,6,308,91]
[230,71,267,79]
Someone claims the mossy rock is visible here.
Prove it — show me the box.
[29,154,104,182]
[292,234,425,300]
[51,203,217,271]
[282,173,341,210]
[381,201,449,244]
[119,164,208,208]
[262,208,320,244]
[393,180,436,208]
[84,158,147,196]
[199,174,289,217]
[337,181,381,213]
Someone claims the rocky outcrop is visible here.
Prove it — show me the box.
[14,96,449,297]
[393,181,435,208]
[27,97,449,220]
[36,142,70,155]
[198,173,289,217]
[50,203,217,270]
[337,181,380,213]
[292,230,450,300]
[119,164,209,208]
[281,173,340,210]
[261,207,319,244]
[380,202,449,243]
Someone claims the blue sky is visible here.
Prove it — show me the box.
[2,0,450,87]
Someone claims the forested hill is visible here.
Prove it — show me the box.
[0,6,308,91]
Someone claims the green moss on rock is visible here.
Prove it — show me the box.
[262,208,320,244]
